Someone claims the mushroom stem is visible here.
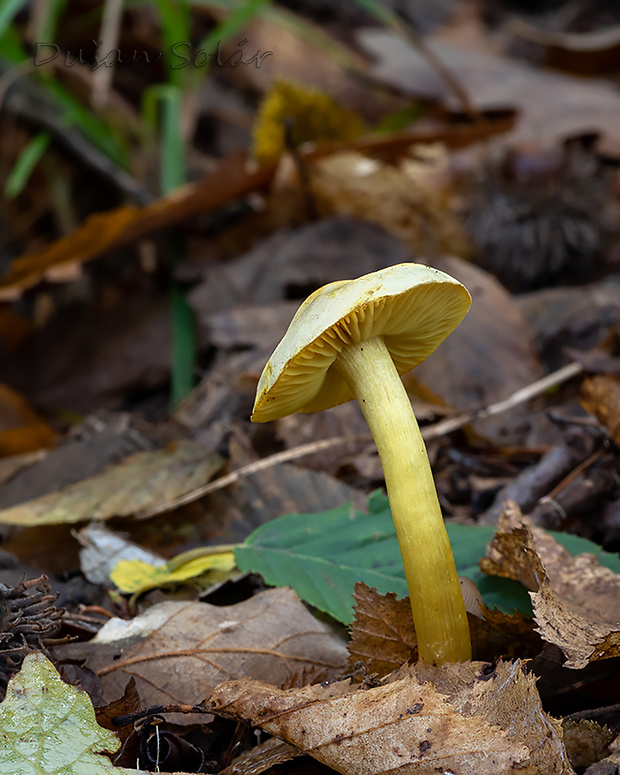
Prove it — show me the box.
[335,336,471,664]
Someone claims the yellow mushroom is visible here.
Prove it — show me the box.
[252,263,472,664]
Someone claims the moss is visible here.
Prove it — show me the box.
[252,81,366,166]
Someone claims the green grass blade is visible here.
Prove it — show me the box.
[170,272,196,408]
[0,0,30,39]
[44,77,129,167]
[30,0,69,42]
[151,0,191,88]
[5,131,51,198]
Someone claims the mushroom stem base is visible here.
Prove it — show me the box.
[336,336,471,664]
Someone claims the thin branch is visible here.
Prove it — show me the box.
[422,362,584,441]
[136,434,373,519]
[137,362,585,519]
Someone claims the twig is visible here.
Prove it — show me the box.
[92,0,124,110]
[138,362,585,519]
[564,702,620,722]
[397,26,482,123]
[422,362,584,441]
[361,2,482,122]
[545,449,605,500]
[136,434,373,518]
[0,62,152,205]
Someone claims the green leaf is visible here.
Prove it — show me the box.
[235,491,620,624]
[0,652,143,774]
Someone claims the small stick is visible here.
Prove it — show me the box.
[137,362,584,519]
[423,362,584,441]
[136,434,373,518]
[564,702,620,722]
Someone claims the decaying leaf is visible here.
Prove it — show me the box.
[482,502,620,668]
[0,440,222,526]
[305,147,472,258]
[110,546,238,600]
[347,582,540,677]
[584,732,620,774]
[210,659,573,774]
[360,30,620,155]
[220,737,303,775]
[0,651,142,775]
[0,152,274,301]
[190,215,414,329]
[562,719,614,770]
[347,583,417,676]
[580,375,620,444]
[63,587,348,708]
[95,677,142,769]
[410,256,543,446]
[0,382,56,457]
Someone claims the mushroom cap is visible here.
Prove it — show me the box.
[252,263,471,423]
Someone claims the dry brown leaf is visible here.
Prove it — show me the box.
[0,440,222,526]
[410,256,543,446]
[190,216,414,327]
[220,737,303,775]
[584,732,620,775]
[562,719,614,771]
[0,382,56,456]
[0,411,158,510]
[482,502,620,669]
[0,153,274,301]
[580,375,620,444]
[210,659,573,774]
[347,582,540,678]
[305,148,472,259]
[507,18,620,77]
[360,30,620,155]
[347,583,417,676]
[69,588,348,708]
[94,677,141,769]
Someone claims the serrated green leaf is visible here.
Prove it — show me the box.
[235,491,620,624]
[0,652,143,774]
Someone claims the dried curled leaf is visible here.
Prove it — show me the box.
[305,148,472,257]
[347,583,417,674]
[347,582,540,677]
[482,502,620,669]
[584,732,620,774]
[563,719,613,770]
[210,660,573,775]
[580,375,620,444]
[0,440,222,526]
[78,587,348,708]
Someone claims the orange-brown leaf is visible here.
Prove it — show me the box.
[580,375,620,444]
[210,660,572,774]
[482,502,620,669]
